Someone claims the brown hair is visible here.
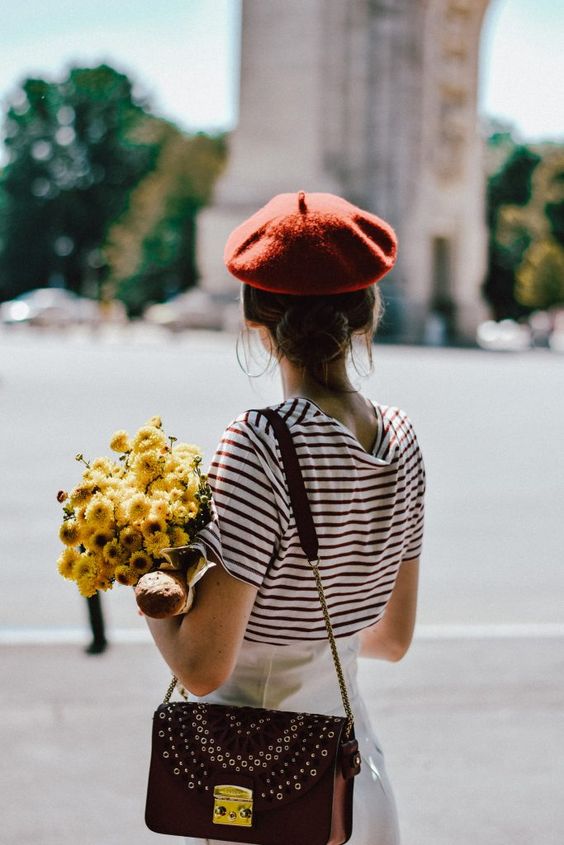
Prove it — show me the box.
[241,285,381,387]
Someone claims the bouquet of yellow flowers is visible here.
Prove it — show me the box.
[56,416,213,617]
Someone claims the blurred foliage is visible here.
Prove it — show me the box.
[483,133,564,318]
[0,64,227,313]
[0,66,159,301]
[516,238,564,310]
[104,121,226,316]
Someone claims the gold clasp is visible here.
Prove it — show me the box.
[213,785,253,827]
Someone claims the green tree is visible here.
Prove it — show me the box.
[516,238,564,310]
[543,151,564,246]
[104,120,226,315]
[483,144,542,319]
[0,65,159,302]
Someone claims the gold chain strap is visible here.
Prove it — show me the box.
[308,558,354,739]
[163,562,355,739]
[163,674,177,705]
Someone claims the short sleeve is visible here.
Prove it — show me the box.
[192,419,283,589]
[400,417,426,560]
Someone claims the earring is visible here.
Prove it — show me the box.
[236,331,272,378]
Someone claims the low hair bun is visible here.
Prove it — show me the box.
[275,301,349,367]
[242,286,379,386]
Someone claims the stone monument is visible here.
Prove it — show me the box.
[197,0,491,342]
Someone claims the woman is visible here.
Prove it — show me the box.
[147,191,425,845]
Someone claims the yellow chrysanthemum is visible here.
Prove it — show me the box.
[69,481,98,508]
[74,553,97,580]
[147,477,176,496]
[83,528,114,553]
[90,457,114,475]
[132,450,163,483]
[77,577,97,597]
[150,498,169,520]
[131,426,167,454]
[94,575,113,592]
[57,547,81,580]
[59,520,82,547]
[82,469,111,490]
[125,493,151,523]
[102,477,126,497]
[112,486,135,524]
[109,430,132,453]
[146,415,163,429]
[172,463,191,484]
[102,539,126,566]
[97,559,115,579]
[178,479,199,504]
[169,502,190,525]
[120,526,144,553]
[114,565,138,586]
[140,514,167,539]
[84,495,114,529]
[144,531,170,558]
[169,526,189,547]
[173,442,202,461]
[129,550,153,575]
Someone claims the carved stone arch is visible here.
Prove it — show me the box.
[401,0,492,341]
[196,0,493,342]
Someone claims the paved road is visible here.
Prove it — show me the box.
[3,638,562,845]
[1,325,563,845]
[1,324,562,631]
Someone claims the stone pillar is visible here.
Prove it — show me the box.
[198,0,344,296]
[402,0,491,343]
[197,0,492,343]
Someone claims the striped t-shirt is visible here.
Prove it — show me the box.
[195,397,425,645]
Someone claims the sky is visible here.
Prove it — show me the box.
[0,0,562,142]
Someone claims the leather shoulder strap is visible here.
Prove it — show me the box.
[251,406,355,737]
[254,407,318,562]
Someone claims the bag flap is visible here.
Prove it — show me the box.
[152,701,348,811]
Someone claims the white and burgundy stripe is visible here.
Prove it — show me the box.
[195,397,425,645]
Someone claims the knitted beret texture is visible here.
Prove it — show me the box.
[224,191,397,295]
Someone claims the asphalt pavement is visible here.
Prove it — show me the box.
[1,325,563,845]
[2,635,563,845]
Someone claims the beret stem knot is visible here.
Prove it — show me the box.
[224,191,398,295]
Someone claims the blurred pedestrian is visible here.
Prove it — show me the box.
[85,592,108,654]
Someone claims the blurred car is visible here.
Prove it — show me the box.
[0,288,103,327]
[143,289,241,332]
[476,319,531,352]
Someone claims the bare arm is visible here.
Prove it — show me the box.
[359,558,419,661]
[145,560,258,696]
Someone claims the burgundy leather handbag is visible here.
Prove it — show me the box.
[145,408,361,844]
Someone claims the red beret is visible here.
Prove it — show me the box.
[224,191,397,295]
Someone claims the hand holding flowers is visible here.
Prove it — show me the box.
[56,416,214,616]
